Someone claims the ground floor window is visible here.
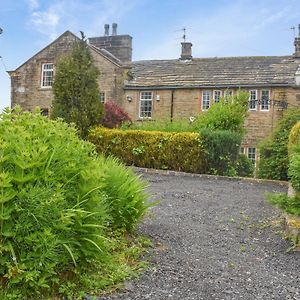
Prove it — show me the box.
[202,90,211,110]
[139,91,153,118]
[214,90,221,103]
[247,147,256,163]
[99,92,105,103]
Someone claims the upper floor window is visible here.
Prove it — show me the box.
[213,90,222,103]
[261,90,270,111]
[224,89,233,97]
[139,91,153,118]
[100,92,105,103]
[202,90,211,110]
[249,90,257,110]
[41,63,54,88]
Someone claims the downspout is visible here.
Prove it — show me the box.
[170,89,174,122]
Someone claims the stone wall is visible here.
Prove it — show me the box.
[9,31,125,113]
[123,86,300,149]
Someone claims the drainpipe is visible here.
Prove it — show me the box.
[170,89,174,122]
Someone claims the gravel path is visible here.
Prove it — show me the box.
[98,173,300,300]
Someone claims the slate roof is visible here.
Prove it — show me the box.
[125,56,300,89]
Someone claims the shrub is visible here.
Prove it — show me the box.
[193,92,249,134]
[89,127,206,173]
[51,37,103,138]
[0,107,148,298]
[258,108,300,180]
[101,101,132,128]
[288,120,300,155]
[235,154,255,177]
[199,128,242,176]
[99,156,149,232]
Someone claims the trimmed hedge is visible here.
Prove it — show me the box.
[89,127,206,173]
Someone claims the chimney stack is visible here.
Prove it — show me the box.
[112,23,117,36]
[104,24,109,36]
[294,24,300,58]
[180,42,193,60]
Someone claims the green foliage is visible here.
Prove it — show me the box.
[289,120,300,155]
[127,118,195,132]
[0,107,149,299]
[199,129,242,176]
[267,193,300,216]
[258,108,300,180]
[235,154,255,177]
[98,156,150,232]
[193,92,249,134]
[89,127,206,173]
[51,37,103,138]
[289,144,300,193]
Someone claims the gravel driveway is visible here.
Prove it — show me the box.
[98,172,300,300]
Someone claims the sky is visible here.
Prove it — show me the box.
[0,0,300,111]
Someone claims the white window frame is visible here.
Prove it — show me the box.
[202,90,211,111]
[139,91,153,118]
[41,63,54,88]
[247,147,256,163]
[261,89,270,111]
[100,92,105,104]
[213,90,222,103]
[249,90,257,110]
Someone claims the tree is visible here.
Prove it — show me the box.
[51,34,103,138]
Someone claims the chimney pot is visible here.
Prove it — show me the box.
[180,42,193,60]
[112,23,117,36]
[104,24,109,36]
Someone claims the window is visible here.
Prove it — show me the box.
[249,90,257,110]
[240,147,245,155]
[224,90,233,97]
[139,91,153,118]
[248,147,256,163]
[100,92,105,103]
[213,90,222,103]
[261,90,270,111]
[202,90,211,110]
[41,63,54,87]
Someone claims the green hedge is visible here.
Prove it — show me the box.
[89,127,252,176]
[89,127,206,173]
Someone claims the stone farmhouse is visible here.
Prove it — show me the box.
[9,23,300,163]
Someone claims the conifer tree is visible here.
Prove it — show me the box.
[51,34,103,138]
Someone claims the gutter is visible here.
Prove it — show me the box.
[124,83,292,90]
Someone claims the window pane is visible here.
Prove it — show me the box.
[248,147,256,163]
[261,90,270,110]
[140,92,153,118]
[249,90,257,110]
[202,90,210,110]
[214,90,221,103]
[41,63,54,87]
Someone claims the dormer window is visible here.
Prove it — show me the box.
[41,63,54,88]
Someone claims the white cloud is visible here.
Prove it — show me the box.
[30,9,59,40]
[26,0,39,10]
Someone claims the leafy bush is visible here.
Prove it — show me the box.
[235,154,255,177]
[0,107,149,298]
[267,193,300,216]
[289,120,300,155]
[89,127,206,173]
[258,108,300,180]
[101,101,132,128]
[193,92,249,134]
[99,156,150,232]
[199,128,242,176]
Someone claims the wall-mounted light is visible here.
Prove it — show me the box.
[126,95,132,102]
[156,95,160,101]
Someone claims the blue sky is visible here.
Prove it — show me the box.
[0,0,300,111]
